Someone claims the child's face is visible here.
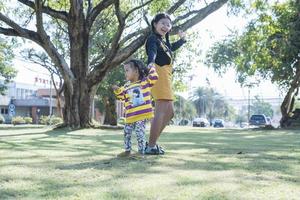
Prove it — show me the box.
[124,64,138,82]
[154,18,172,36]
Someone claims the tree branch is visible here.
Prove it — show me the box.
[124,0,154,19]
[17,0,68,21]
[0,9,73,93]
[92,0,125,70]
[0,13,41,41]
[87,30,150,87]
[35,0,47,36]
[0,27,21,37]
[167,0,187,14]
[87,0,116,29]
[171,0,228,34]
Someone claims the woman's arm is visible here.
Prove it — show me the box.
[170,39,186,51]
[171,30,187,51]
[146,35,158,65]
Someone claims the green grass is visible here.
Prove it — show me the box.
[0,126,299,200]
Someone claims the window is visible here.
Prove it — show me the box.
[1,108,8,114]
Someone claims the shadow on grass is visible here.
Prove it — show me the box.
[1,126,299,199]
[0,125,45,130]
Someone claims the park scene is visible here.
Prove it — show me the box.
[0,0,299,199]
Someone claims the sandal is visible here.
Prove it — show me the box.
[145,142,165,155]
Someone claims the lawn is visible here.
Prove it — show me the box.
[0,125,299,200]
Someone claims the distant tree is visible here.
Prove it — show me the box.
[96,66,125,125]
[174,94,196,122]
[191,86,230,121]
[235,106,248,124]
[206,0,300,127]
[0,37,17,94]
[250,96,274,117]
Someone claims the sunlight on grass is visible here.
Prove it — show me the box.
[0,126,299,199]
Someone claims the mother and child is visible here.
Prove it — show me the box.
[113,13,187,156]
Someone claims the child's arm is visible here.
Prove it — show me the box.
[146,64,158,87]
[113,85,125,101]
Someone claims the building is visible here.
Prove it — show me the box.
[0,78,105,124]
[0,80,59,123]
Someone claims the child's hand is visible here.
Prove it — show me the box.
[112,85,119,90]
[178,30,186,40]
[148,62,155,68]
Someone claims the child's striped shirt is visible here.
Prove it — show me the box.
[114,65,158,123]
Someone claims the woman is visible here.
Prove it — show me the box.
[145,13,187,155]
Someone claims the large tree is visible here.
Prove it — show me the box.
[0,0,229,128]
[206,0,300,127]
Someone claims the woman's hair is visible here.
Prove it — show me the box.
[151,13,171,45]
[124,59,149,80]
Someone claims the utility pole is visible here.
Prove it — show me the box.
[49,75,53,125]
[245,82,258,121]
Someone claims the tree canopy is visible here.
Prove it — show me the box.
[205,0,300,126]
[0,0,231,127]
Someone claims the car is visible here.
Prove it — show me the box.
[192,117,209,127]
[249,114,269,126]
[178,119,189,126]
[213,119,224,128]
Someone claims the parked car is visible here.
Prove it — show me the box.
[249,114,270,126]
[213,119,224,128]
[178,119,189,126]
[193,117,209,127]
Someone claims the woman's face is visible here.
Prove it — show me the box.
[154,18,172,36]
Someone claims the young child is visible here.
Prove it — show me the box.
[112,59,158,157]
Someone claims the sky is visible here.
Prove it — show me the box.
[11,2,283,99]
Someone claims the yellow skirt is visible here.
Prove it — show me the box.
[151,63,174,100]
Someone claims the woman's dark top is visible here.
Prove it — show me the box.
[146,33,186,66]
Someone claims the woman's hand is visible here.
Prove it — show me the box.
[112,85,119,90]
[178,30,186,40]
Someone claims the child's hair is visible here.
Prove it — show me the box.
[151,13,172,45]
[124,59,149,80]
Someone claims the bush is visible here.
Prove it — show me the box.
[0,114,5,124]
[118,117,125,125]
[50,117,63,125]
[39,115,49,125]
[11,116,25,125]
[23,117,33,124]
[39,115,63,125]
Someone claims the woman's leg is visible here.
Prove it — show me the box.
[159,101,174,134]
[148,100,174,147]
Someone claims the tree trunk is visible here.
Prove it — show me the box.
[56,95,63,118]
[103,97,118,125]
[280,63,300,127]
[280,86,297,127]
[63,83,96,128]
[62,2,93,128]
